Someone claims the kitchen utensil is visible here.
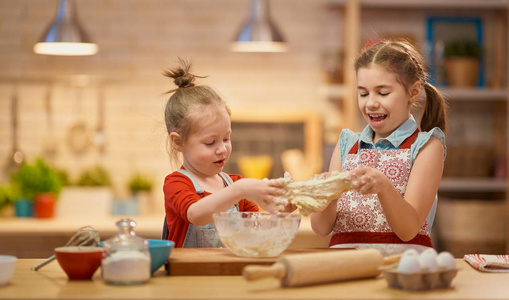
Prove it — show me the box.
[67,87,92,155]
[242,248,400,287]
[42,84,57,158]
[167,248,348,276]
[94,85,106,153]
[54,246,104,280]
[32,225,100,271]
[213,212,301,258]
[3,85,24,175]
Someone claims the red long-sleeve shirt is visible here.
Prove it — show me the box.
[163,171,259,247]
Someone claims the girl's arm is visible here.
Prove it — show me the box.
[310,143,342,237]
[187,178,285,226]
[350,136,444,241]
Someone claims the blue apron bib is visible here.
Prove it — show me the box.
[178,169,239,248]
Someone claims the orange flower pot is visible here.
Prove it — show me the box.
[34,193,56,218]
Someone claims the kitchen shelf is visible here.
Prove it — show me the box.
[439,88,507,102]
[440,177,507,193]
[328,0,508,10]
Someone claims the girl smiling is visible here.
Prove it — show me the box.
[311,40,448,255]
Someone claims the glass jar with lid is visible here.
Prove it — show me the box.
[101,218,151,285]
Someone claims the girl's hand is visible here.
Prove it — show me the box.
[347,167,390,195]
[277,201,297,213]
[236,178,286,213]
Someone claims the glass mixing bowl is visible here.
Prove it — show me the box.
[213,212,301,257]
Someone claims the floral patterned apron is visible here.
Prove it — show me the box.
[329,129,433,248]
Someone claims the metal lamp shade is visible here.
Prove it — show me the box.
[33,0,98,56]
[231,0,287,52]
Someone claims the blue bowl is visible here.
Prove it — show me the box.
[98,239,174,274]
[148,239,174,273]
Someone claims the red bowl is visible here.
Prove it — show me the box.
[54,246,104,280]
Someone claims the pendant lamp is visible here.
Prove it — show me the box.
[33,0,98,56]
[231,0,287,53]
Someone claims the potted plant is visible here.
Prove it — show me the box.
[125,173,154,215]
[128,174,153,196]
[58,165,114,220]
[443,39,482,87]
[76,165,112,187]
[9,158,62,218]
[0,183,19,217]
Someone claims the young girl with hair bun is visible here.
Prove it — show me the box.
[310,40,448,255]
[162,59,288,248]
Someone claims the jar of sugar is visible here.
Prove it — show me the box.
[101,218,151,285]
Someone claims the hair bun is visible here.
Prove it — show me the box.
[173,72,196,89]
[163,58,203,92]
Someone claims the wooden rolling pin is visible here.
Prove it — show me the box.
[243,249,400,287]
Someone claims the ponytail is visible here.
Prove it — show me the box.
[422,82,448,134]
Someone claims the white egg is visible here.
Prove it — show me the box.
[437,251,456,270]
[421,247,438,257]
[418,251,439,272]
[400,249,419,260]
[397,253,421,273]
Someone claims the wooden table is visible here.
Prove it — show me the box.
[1,258,508,299]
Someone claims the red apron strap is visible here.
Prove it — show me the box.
[399,129,420,149]
[348,140,359,154]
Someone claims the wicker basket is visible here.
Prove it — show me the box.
[436,198,506,257]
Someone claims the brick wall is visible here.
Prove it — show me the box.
[0,0,342,215]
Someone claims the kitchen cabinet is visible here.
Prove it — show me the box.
[327,0,509,252]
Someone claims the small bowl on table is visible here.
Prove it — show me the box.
[0,255,17,286]
[54,246,104,280]
[213,212,301,258]
[147,239,175,274]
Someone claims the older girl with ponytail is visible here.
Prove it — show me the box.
[311,40,447,255]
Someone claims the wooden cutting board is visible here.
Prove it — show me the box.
[166,248,345,276]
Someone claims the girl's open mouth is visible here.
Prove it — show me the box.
[368,113,387,122]
[214,159,225,167]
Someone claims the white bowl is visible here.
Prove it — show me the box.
[0,255,17,286]
[213,212,301,257]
